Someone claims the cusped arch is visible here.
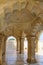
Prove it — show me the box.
[3,34,17,60]
[31,17,43,35]
[30,17,43,53]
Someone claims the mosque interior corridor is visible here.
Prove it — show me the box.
[3,35,43,65]
[0,0,43,65]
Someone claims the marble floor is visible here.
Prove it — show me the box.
[3,50,43,65]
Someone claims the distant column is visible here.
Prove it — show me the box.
[17,37,21,53]
[27,36,31,63]
[21,37,24,54]
[17,37,24,54]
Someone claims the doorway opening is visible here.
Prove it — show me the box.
[5,36,17,64]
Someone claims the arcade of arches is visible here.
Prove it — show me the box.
[0,0,43,65]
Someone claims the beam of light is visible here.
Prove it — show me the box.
[24,38,28,52]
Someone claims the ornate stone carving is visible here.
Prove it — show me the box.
[4,7,12,23]
[13,0,27,11]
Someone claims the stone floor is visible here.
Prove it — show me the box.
[3,50,43,65]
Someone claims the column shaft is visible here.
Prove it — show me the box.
[19,37,21,54]
[31,37,36,63]
[18,37,24,54]
[27,36,31,63]
[17,41,18,51]
[27,36,36,63]
[0,34,5,65]
[21,38,24,54]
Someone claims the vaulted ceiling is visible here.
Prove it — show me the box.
[0,0,43,37]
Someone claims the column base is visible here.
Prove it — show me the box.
[19,51,23,54]
[27,58,31,63]
[19,51,21,54]
[27,58,37,63]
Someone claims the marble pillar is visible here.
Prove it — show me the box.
[0,33,5,65]
[17,40,18,51]
[36,38,38,52]
[27,36,36,63]
[21,37,24,54]
[27,36,31,63]
[19,37,21,54]
[18,37,24,54]
[17,38,20,53]
[31,36,36,63]
[17,37,21,53]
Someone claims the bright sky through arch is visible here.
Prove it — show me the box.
[39,32,43,42]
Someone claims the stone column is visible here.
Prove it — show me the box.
[0,33,5,65]
[27,35,36,63]
[17,38,20,53]
[27,36,31,63]
[1,37,4,63]
[31,36,36,63]
[0,35,2,65]
[35,38,38,52]
[18,37,24,54]
[2,37,6,63]
[17,37,20,53]
[19,37,21,54]
[21,37,24,54]
[17,40,18,51]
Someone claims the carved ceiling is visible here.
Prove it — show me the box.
[0,0,43,37]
